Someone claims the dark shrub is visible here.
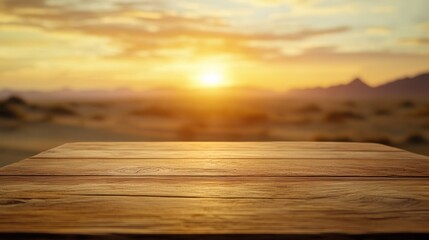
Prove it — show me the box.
[1,95,27,106]
[130,106,176,118]
[324,111,364,123]
[0,104,25,120]
[47,106,77,116]
[400,100,415,109]
[406,134,426,144]
[295,104,322,114]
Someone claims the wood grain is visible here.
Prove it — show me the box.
[33,142,425,160]
[1,176,428,200]
[0,142,428,239]
[43,142,404,152]
[1,158,428,176]
[32,150,427,160]
[0,177,428,234]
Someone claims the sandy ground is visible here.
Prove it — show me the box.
[1,96,428,167]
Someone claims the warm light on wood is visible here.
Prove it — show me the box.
[1,142,428,238]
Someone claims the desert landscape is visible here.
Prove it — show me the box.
[1,73,428,167]
[0,0,428,167]
[1,0,429,238]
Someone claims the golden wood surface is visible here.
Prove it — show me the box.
[0,142,428,239]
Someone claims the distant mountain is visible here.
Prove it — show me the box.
[288,77,373,98]
[377,73,429,97]
[288,72,429,99]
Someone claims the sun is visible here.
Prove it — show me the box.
[200,71,223,87]
[198,67,227,88]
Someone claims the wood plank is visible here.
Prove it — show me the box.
[1,234,428,240]
[1,176,428,200]
[47,142,404,152]
[2,234,429,240]
[2,142,428,239]
[32,142,427,160]
[4,195,425,234]
[32,149,427,160]
[1,158,428,176]
[0,177,428,235]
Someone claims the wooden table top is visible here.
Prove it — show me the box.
[0,142,428,240]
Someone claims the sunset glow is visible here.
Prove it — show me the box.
[197,64,228,88]
[0,0,428,90]
[199,71,224,88]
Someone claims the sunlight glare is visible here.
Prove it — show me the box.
[198,66,226,88]
[201,72,222,87]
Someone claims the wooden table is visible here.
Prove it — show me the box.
[0,142,428,240]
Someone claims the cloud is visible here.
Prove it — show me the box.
[240,0,318,6]
[0,0,428,91]
[366,27,392,36]
[0,25,121,59]
[369,5,396,14]
[401,38,429,46]
[420,22,429,31]
[0,0,351,63]
[295,3,359,16]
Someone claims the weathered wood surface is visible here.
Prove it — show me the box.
[32,142,423,159]
[2,158,429,176]
[0,142,428,240]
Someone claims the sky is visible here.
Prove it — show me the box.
[0,0,428,91]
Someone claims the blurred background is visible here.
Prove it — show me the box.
[0,0,429,166]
